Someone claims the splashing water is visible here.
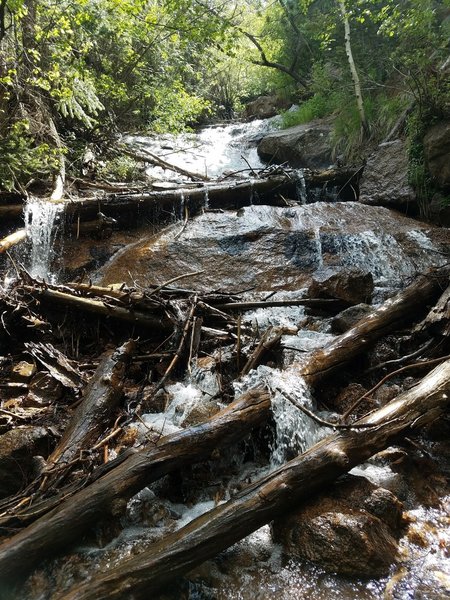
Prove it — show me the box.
[234,365,325,466]
[24,197,62,282]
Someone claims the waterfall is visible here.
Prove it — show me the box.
[24,197,62,282]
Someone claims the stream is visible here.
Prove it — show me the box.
[3,118,450,600]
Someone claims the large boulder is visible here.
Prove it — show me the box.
[244,95,290,120]
[307,267,374,304]
[423,121,450,189]
[272,475,403,577]
[0,426,53,498]
[257,120,334,168]
[97,203,448,301]
[359,139,416,209]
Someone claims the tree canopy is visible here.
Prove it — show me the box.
[0,0,448,190]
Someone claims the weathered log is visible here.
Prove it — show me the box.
[0,205,24,219]
[23,286,174,331]
[240,326,284,377]
[120,145,210,182]
[0,229,26,254]
[63,167,359,224]
[58,358,450,600]
[0,388,271,584]
[298,268,449,386]
[46,339,135,467]
[25,341,85,390]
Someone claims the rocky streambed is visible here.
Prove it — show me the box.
[0,118,449,600]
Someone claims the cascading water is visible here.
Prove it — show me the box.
[125,116,282,182]
[23,197,63,282]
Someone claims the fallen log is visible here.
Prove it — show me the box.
[58,358,450,600]
[298,267,449,385]
[120,145,210,182]
[46,339,135,467]
[0,388,271,584]
[0,229,26,254]
[63,166,359,225]
[23,286,174,331]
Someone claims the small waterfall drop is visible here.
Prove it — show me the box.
[295,168,307,204]
[24,197,62,282]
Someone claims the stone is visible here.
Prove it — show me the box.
[244,95,290,120]
[308,268,374,305]
[331,303,373,333]
[332,382,372,417]
[0,426,53,498]
[359,139,416,209]
[257,119,334,168]
[272,474,403,578]
[97,203,448,300]
[11,361,36,382]
[423,120,450,189]
[27,372,63,404]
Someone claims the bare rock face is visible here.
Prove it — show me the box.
[359,139,416,209]
[423,121,450,189]
[98,203,447,300]
[272,474,403,578]
[308,267,374,305]
[257,120,334,168]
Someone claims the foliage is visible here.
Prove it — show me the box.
[0,119,61,190]
[0,0,449,189]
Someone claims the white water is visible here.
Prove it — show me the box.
[24,197,62,282]
[126,116,282,181]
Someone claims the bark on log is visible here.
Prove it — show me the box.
[58,358,450,600]
[63,167,358,224]
[298,268,449,386]
[47,340,135,467]
[0,229,26,253]
[24,286,174,331]
[0,388,271,584]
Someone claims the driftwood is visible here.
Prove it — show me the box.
[0,268,446,590]
[0,388,271,584]
[298,268,449,386]
[58,358,450,600]
[46,339,135,467]
[24,286,174,331]
[25,342,85,390]
[121,145,210,182]
[0,229,26,254]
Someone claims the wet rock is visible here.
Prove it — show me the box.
[359,139,416,209]
[98,203,447,297]
[257,119,333,168]
[428,192,450,226]
[180,398,220,428]
[272,474,403,577]
[308,267,374,305]
[332,382,373,417]
[244,95,290,120]
[331,303,372,333]
[423,120,450,189]
[0,426,52,498]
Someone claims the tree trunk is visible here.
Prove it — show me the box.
[298,267,448,385]
[58,358,450,600]
[47,340,135,467]
[0,389,271,584]
[338,0,369,137]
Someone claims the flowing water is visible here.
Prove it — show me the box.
[126,116,282,181]
[23,197,63,282]
[7,118,449,599]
